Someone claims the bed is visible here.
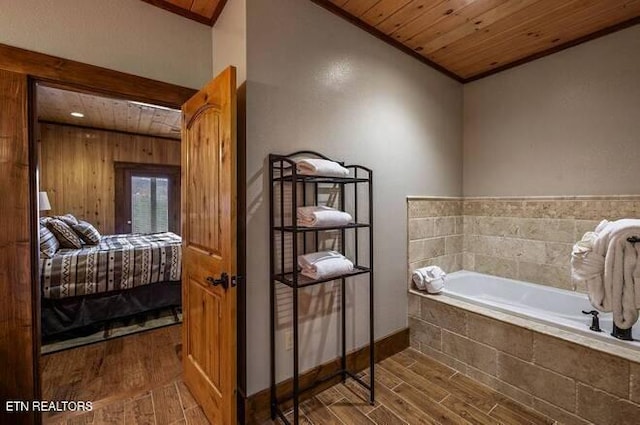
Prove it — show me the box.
[40,232,182,338]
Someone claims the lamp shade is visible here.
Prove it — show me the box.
[39,191,52,211]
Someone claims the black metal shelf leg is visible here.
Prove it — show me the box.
[341,277,347,383]
[293,284,300,425]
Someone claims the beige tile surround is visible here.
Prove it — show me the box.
[409,291,640,425]
[407,196,640,425]
[408,195,640,292]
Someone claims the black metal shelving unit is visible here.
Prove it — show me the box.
[269,151,374,425]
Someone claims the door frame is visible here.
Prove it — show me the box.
[0,43,245,425]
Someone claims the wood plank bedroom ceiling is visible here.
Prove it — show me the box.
[315,0,640,81]
[38,85,182,140]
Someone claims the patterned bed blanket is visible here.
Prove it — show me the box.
[41,232,182,299]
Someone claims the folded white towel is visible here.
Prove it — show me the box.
[571,219,640,329]
[296,158,349,177]
[297,206,353,227]
[412,266,446,294]
[298,251,344,269]
[301,257,354,280]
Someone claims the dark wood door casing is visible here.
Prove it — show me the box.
[0,69,37,425]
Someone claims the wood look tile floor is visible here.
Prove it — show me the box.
[42,325,557,425]
[266,349,557,425]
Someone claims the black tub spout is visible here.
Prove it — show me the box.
[611,324,633,341]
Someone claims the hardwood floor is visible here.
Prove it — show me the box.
[41,326,557,425]
[41,325,189,424]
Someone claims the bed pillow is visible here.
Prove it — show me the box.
[55,213,79,226]
[72,220,101,245]
[47,218,83,249]
[39,224,60,258]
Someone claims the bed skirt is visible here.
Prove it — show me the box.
[41,280,182,339]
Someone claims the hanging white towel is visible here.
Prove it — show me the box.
[296,158,349,177]
[301,257,354,280]
[297,206,353,227]
[571,219,640,329]
[412,266,446,294]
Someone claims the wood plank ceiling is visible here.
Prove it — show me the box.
[316,0,640,81]
[140,0,227,25]
[38,85,182,140]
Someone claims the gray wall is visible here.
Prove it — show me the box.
[212,0,246,86]
[0,0,213,88]
[463,25,640,197]
[245,0,463,394]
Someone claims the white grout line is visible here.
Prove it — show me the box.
[487,403,499,415]
[150,389,159,425]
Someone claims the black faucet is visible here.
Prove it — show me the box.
[582,310,602,332]
[611,324,634,341]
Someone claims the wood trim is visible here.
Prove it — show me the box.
[140,0,228,26]
[0,70,36,425]
[465,17,640,82]
[209,0,229,26]
[242,327,410,425]
[308,0,465,83]
[0,43,197,108]
[28,78,42,420]
[140,0,213,26]
[38,120,181,142]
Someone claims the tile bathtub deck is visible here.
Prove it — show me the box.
[43,328,559,424]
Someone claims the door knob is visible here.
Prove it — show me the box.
[207,272,229,289]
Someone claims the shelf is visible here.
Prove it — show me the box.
[273,265,371,288]
[273,223,370,232]
[269,151,374,425]
[272,174,370,184]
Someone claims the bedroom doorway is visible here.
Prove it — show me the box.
[33,66,239,425]
[35,81,188,424]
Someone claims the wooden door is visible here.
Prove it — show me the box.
[181,66,237,425]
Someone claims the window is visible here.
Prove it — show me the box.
[115,163,180,234]
[131,176,170,233]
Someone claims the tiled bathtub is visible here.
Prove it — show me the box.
[409,275,640,425]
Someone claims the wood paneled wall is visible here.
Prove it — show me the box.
[0,70,36,424]
[39,123,181,234]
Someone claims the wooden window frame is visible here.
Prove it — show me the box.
[114,162,181,234]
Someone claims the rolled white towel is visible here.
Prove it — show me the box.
[298,251,344,269]
[297,206,353,227]
[297,158,349,177]
[412,266,446,294]
[301,257,354,280]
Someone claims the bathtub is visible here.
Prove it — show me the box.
[440,270,640,350]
